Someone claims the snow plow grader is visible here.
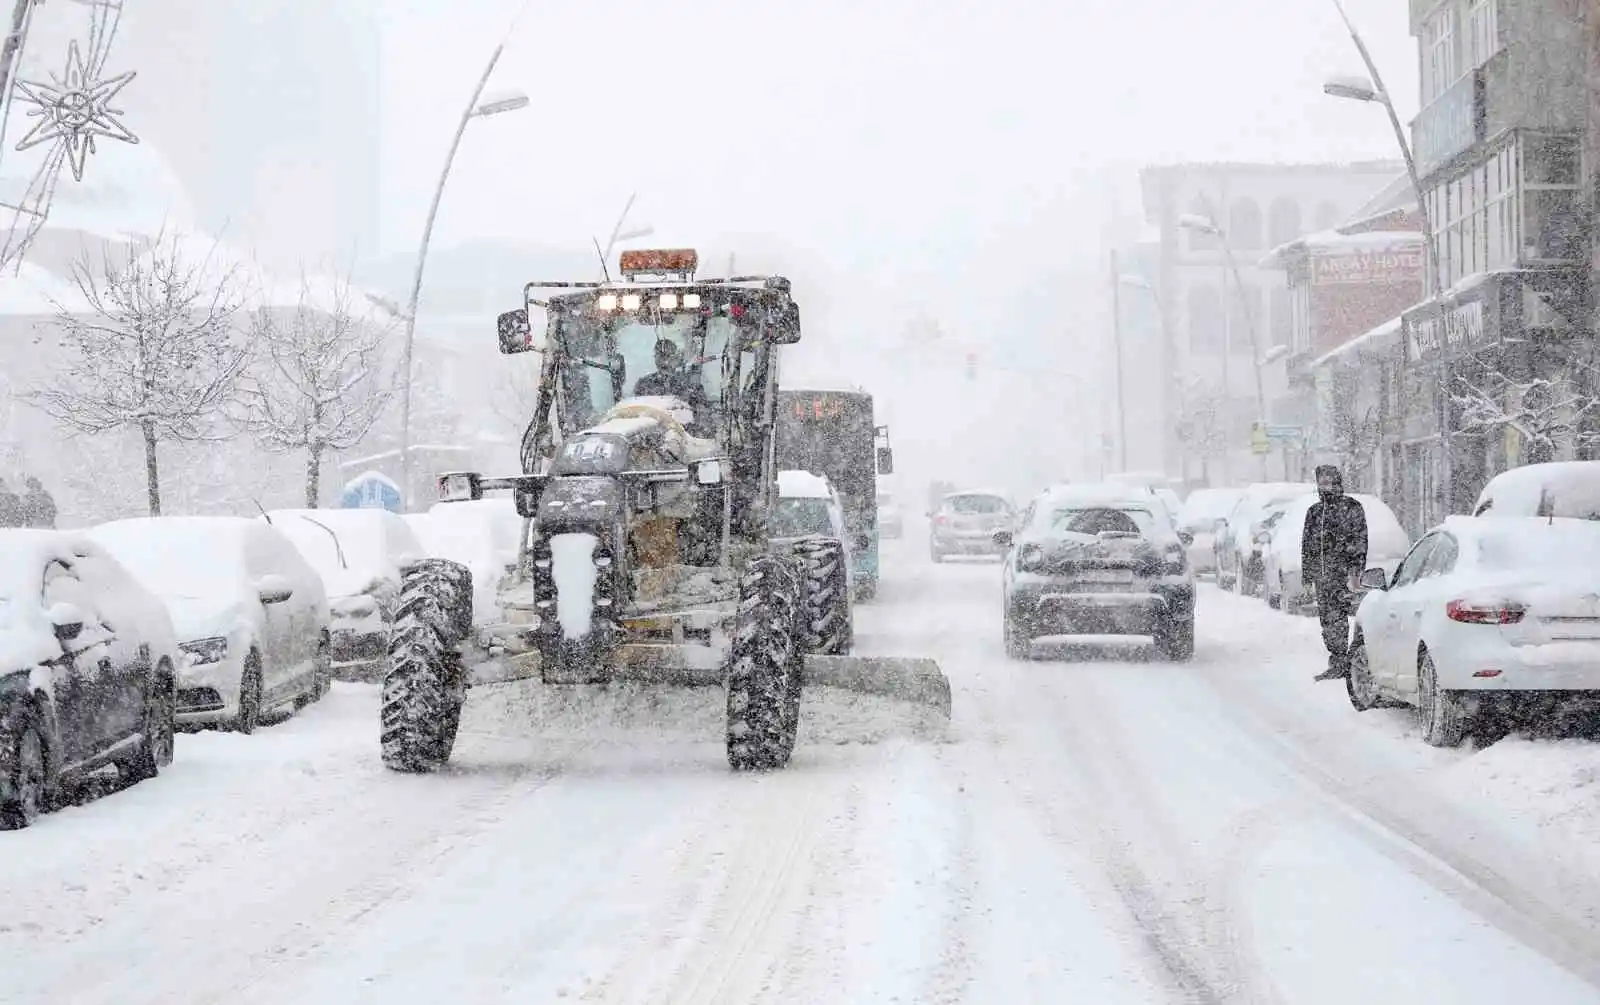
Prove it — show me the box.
[379,249,950,773]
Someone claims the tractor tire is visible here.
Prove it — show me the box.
[380,564,470,773]
[790,536,852,655]
[725,554,805,771]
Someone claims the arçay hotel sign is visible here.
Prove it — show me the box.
[1405,300,1485,362]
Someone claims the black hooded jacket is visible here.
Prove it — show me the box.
[1301,467,1367,584]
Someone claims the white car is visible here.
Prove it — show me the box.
[405,500,526,626]
[1215,482,1315,594]
[1473,461,1600,519]
[1262,493,1410,613]
[773,470,857,651]
[90,517,332,732]
[0,531,180,827]
[265,508,428,680]
[876,484,904,539]
[1174,487,1245,577]
[1348,516,1600,746]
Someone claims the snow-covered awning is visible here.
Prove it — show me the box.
[1259,229,1423,270]
[1310,313,1405,370]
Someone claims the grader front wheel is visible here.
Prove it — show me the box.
[725,555,805,771]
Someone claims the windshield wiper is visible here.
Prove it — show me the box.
[299,516,348,570]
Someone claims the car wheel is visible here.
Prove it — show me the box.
[0,712,47,830]
[122,670,176,783]
[1417,650,1467,747]
[1267,574,1282,610]
[235,654,263,735]
[1346,637,1378,712]
[1004,614,1030,659]
[1155,614,1195,662]
[929,544,944,563]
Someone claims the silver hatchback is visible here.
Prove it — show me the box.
[930,490,1014,561]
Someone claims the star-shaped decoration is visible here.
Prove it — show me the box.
[13,39,138,181]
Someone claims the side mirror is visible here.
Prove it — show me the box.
[1359,567,1389,591]
[691,458,723,486]
[992,529,1014,548]
[876,446,894,474]
[1178,530,1195,547]
[438,471,483,503]
[769,301,802,345]
[497,308,541,354]
[47,602,85,642]
[257,575,294,605]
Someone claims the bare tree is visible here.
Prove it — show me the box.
[1175,381,1228,481]
[28,233,250,515]
[1323,364,1381,488]
[1454,366,1600,464]
[237,279,397,507]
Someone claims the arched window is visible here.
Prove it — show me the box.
[1187,285,1225,354]
[1314,200,1343,230]
[1267,198,1303,246]
[1229,198,1264,250]
[1269,286,1291,349]
[1185,197,1221,251]
[1227,282,1262,354]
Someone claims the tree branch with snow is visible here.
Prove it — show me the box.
[235,276,398,507]
[27,231,252,515]
[1452,367,1600,464]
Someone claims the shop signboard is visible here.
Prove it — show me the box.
[1404,300,1485,362]
[1310,247,1424,287]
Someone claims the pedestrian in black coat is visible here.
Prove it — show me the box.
[20,476,56,528]
[1302,464,1367,682]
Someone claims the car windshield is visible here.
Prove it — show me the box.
[772,498,833,537]
[274,516,384,575]
[555,309,748,430]
[92,529,246,599]
[946,495,1007,515]
[1046,506,1155,536]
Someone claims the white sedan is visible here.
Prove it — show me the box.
[1263,492,1410,613]
[1347,516,1600,746]
[91,517,332,732]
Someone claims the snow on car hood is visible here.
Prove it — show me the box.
[320,566,390,601]
[166,594,254,642]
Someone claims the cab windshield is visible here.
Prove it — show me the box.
[772,498,834,537]
[555,308,746,433]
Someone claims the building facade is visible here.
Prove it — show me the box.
[1399,0,1593,527]
[1138,162,1404,485]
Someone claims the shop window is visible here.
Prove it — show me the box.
[1187,285,1224,354]
[1522,133,1583,263]
[1267,198,1302,246]
[1468,0,1500,69]
[1228,198,1263,250]
[1423,6,1459,104]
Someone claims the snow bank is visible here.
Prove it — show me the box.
[1474,462,1600,520]
[550,533,599,637]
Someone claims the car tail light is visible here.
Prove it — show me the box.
[1446,599,1526,625]
[1472,669,1503,678]
[934,514,949,527]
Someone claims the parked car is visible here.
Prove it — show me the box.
[265,508,428,680]
[0,531,179,829]
[1472,461,1600,519]
[929,488,1015,561]
[1215,482,1315,594]
[1348,516,1600,746]
[876,483,904,539]
[404,500,525,627]
[1175,487,1246,577]
[90,517,331,732]
[996,484,1195,661]
[1262,493,1410,612]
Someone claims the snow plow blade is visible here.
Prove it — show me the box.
[801,655,951,719]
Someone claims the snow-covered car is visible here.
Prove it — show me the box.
[404,500,526,627]
[876,483,904,539]
[0,531,179,829]
[929,488,1014,561]
[89,517,332,732]
[1175,487,1245,577]
[265,508,428,680]
[1214,482,1315,594]
[772,470,858,650]
[1349,516,1600,746]
[1472,461,1600,519]
[1262,493,1409,613]
[996,484,1195,661]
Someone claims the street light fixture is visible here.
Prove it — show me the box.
[395,3,533,510]
[1322,74,1380,103]
[1259,344,1292,366]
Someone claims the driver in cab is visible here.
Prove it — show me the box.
[634,339,710,433]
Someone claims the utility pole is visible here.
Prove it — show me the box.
[1110,248,1128,471]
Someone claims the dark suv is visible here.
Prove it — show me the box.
[929,490,1014,561]
[996,484,1195,660]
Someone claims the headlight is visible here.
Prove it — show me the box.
[1161,543,1188,575]
[179,636,229,665]
[1017,544,1045,573]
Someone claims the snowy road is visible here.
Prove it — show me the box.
[7,539,1600,1003]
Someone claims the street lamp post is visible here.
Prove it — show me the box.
[1180,213,1272,480]
[1109,249,1128,470]
[396,10,533,510]
[1324,0,1452,517]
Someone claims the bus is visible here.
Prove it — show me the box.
[775,386,891,600]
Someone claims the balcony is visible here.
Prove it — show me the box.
[1411,69,1485,180]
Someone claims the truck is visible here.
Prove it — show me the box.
[775,386,892,600]
[379,249,950,774]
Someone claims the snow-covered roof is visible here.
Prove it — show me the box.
[782,379,868,395]
[87,517,260,595]
[1311,313,1405,370]
[1260,229,1422,269]
[342,470,401,495]
[777,469,834,499]
[1475,462,1600,519]
[0,530,97,667]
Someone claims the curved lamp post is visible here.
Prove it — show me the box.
[397,4,533,508]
